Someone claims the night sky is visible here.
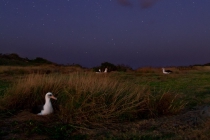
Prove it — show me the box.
[1,0,210,68]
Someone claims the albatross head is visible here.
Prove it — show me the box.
[45,92,57,100]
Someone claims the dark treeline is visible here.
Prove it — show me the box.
[0,53,133,72]
[0,53,54,66]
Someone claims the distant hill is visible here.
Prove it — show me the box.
[0,53,55,66]
[203,63,210,66]
[193,63,210,66]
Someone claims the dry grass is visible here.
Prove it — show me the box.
[147,92,186,117]
[0,72,185,127]
[1,74,64,109]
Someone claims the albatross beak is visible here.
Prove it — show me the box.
[50,96,57,100]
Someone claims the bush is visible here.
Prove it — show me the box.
[93,62,133,72]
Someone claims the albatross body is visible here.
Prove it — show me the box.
[32,92,57,115]
[96,69,101,73]
[104,68,108,73]
[162,68,173,74]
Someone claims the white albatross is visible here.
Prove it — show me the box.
[162,68,173,74]
[104,68,108,73]
[32,92,57,115]
[96,69,101,73]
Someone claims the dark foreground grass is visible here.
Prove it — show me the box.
[0,111,87,140]
[0,79,11,96]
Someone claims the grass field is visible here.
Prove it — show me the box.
[0,65,210,139]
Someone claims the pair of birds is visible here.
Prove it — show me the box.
[32,92,57,115]
[96,68,108,73]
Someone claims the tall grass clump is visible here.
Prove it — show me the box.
[1,72,186,126]
[146,92,187,117]
[58,73,149,125]
[1,73,64,109]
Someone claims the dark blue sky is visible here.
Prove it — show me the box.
[1,0,210,68]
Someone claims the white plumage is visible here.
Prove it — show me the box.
[162,68,173,74]
[32,92,57,115]
[96,69,101,73]
[104,68,108,73]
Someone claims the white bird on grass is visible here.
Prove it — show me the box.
[32,92,57,115]
[96,69,101,73]
[162,68,173,74]
[104,68,108,73]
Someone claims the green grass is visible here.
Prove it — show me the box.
[113,71,210,104]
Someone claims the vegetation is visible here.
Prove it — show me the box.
[0,53,54,66]
[1,73,185,125]
[93,62,133,72]
[1,54,210,139]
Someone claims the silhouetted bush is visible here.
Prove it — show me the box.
[93,62,133,72]
[31,57,53,64]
